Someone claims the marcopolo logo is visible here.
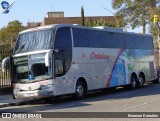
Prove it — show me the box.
[1,1,9,9]
[0,0,15,14]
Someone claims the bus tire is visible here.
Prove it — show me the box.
[74,81,87,99]
[129,74,138,89]
[137,74,145,88]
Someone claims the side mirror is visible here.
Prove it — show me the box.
[45,50,52,67]
[2,57,11,72]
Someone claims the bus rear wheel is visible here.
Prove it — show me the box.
[74,81,87,99]
[130,74,138,89]
[137,74,145,88]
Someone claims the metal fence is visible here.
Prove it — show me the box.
[0,50,12,90]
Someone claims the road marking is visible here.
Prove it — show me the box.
[123,102,148,111]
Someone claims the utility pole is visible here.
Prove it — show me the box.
[154,14,160,67]
[154,14,159,46]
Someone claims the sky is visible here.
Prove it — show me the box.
[0,0,142,33]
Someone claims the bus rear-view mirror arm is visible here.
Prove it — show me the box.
[2,57,11,72]
[45,50,53,67]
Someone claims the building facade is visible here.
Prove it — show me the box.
[27,12,116,28]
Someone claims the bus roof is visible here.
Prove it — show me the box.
[19,24,56,34]
[19,24,152,37]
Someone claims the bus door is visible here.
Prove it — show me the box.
[54,53,70,95]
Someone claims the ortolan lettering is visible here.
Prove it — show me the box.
[90,52,109,60]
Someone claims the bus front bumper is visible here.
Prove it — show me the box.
[13,88,55,99]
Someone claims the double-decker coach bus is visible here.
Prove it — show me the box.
[2,24,157,99]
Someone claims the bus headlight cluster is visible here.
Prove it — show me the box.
[40,85,53,90]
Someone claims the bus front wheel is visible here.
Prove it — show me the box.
[74,81,87,99]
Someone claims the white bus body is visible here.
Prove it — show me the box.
[2,24,157,99]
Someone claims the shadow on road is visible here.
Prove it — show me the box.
[0,81,160,112]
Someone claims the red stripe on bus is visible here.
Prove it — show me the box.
[106,49,123,88]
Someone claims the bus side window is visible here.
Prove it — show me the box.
[54,27,72,76]
[55,59,65,77]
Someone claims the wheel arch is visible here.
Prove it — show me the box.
[75,77,88,93]
[130,72,138,83]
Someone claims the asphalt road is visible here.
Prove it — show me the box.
[0,81,160,121]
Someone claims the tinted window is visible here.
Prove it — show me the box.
[55,27,72,48]
[54,27,72,76]
[73,28,89,47]
[125,34,135,49]
[14,29,54,54]
[73,28,124,48]
[55,59,64,77]
[125,34,153,50]
[88,30,103,48]
[144,36,153,49]
[102,32,124,48]
[73,27,153,50]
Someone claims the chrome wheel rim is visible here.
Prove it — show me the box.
[139,77,143,86]
[76,85,84,97]
[131,78,136,88]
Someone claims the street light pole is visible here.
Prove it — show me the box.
[156,22,160,48]
[154,14,160,48]
[102,7,119,28]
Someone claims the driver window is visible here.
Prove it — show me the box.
[55,59,64,77]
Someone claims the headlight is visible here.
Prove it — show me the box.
[40,85,53,90]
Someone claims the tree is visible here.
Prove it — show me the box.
[85,18,93,27]
[112,0,160,32]
[81,6,85,26]
[0,20,24,50]
[112,0,160,48]
[85,18,115,27]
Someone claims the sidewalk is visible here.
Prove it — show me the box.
[0,88,28,108]
[0,94,14,106]
[0,94,31,108]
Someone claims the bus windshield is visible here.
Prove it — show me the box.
[13,53,52,83]
[14,29,54,54]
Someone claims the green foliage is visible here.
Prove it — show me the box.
[112,0,160,29]
[85,18,115,27]
[112,0,130,9]
[0,20,24,50]
[112,0,160,48]
[81,6,85,26]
